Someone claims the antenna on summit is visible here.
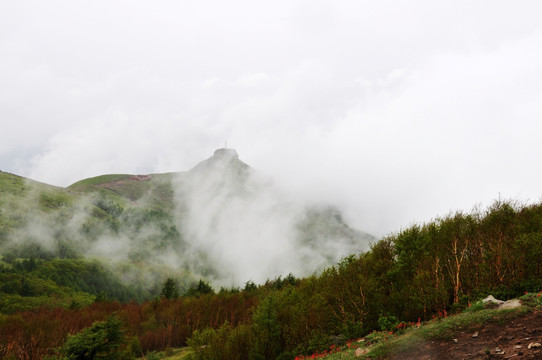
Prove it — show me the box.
[224,141,227,149]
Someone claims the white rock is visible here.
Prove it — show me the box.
[355,347,369,357]
[482,295,504,305]
[500,299,522,309]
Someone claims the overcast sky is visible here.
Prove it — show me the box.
[1,1,542,236]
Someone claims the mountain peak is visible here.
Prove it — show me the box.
[188,148,248,174]
[212,148,239,160]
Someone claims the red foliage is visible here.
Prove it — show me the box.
[0,294,258,359]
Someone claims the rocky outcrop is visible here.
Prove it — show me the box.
[482,295,522,309]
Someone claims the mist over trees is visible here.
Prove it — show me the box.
[2,152,542,359]
[2,199,542,359]
[0,150,374,295]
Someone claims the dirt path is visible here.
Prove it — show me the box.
[392,310,542,360]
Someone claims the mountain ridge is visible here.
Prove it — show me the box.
[1,149,375,288]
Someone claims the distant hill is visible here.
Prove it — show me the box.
[0,149,375,290]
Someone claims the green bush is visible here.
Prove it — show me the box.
[145,351,161,360]
[61,315,128,360]
[378,315,399,332]
[127,337,143,358]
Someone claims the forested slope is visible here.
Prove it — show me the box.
[2,199,542,359]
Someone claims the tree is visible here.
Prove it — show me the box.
[94,291,108,303]
[438,212,476,304]
[61,315,125,360]
[252,294,282,360]
[243,280,257,292]
[160,278,179,299]
[186,279,214,297]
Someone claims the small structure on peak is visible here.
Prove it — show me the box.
[188,148,246,174]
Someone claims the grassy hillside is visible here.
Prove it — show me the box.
[293,292,542,359]
[0,169,191,311]
[68,172,177,212]
[0,170,78,241]
[2,148,375,289]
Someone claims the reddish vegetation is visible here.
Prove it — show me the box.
[130,175,151,181]
[0,294,257,360]
[0,302,123,360]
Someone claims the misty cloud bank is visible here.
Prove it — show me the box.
[2,1,542,237]
[0,150,373,289]
[174,149,302,285]
[173,149,371,286]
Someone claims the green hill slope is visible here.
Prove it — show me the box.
[0,149,375,310]
[0,170,77,242]
[68,172,177,212]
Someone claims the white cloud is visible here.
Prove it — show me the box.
[1,0,542,236]
[201,77,220,89]
[236,72,273,87]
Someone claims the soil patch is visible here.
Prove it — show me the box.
[391,310,542,360]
